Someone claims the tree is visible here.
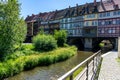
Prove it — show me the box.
[0,0,27,57]
[54,30,67,47]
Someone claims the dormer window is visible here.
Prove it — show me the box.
[113,4,119,10]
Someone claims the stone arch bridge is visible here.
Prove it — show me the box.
[67,37,118,51]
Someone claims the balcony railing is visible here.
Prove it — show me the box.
[58,50,102,80]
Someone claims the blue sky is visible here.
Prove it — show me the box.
[19,0,100,18]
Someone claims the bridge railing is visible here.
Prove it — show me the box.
[58,50,102,80]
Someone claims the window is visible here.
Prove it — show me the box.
[92,21,97,26]
[80,22,83,27]
[113,10,120,16]
[98,29,101,33]
[99,13,102,17]
[113,20,116,24]
[92,21,94,26]
[108,20,112,25]
[112,28,115,33]
[107,28,116,34]
[118,11,120,15]
[65,19,67,23]
[113,11,117,15]
[95,21,97,26]
[60,25,63,29]
[116,19,120,25]
[87,14,95,18]
[70,24,72,29]
[85,29,90,34]
[69,30,73,35]
[108,28,112,33]
[107,12,110,16]
[78,29,82,34]
[101,29,104,33]
[98,21,101,26]
[102,21,105,25]
[103,13,106,17]
[63,24,65,29]
[86,22,89,26]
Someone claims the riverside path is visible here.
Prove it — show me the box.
[98,51,120,80]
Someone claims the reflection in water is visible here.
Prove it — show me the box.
[6,51,93,80]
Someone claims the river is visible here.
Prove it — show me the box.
[5,51,93,80]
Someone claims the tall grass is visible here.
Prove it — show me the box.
[0,46,77,79]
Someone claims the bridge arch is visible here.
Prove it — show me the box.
[92,38,116,51]
[68,37,84,50]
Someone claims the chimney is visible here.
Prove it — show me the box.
[76,4,79,16]
[69,6,71,9]
[27,15,29,17]
[76,4,78,8]
[94,0,97,6]
[32,14,34,16]
[55,9,57,12]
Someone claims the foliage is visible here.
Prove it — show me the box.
[15,18,27,48]
[33,34,57,51]
[64,43,69,47]
[99,43,104,48]
[38,27,44,35]
[0,46,77,79]
[0,0,27,57]
[21,43,34,50]
[54,30,67,47]
[116,58,120,62]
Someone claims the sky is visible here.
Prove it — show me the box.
[19,0,100,18]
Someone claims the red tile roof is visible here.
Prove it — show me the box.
[98,0,120,12]
[25,0,120,22]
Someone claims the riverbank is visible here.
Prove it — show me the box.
[6,51,93,80]
[0,46,77,79]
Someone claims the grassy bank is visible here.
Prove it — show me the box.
[0,46,77,79]
[117,58,120,62]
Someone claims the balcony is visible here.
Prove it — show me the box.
[83,26,97,37]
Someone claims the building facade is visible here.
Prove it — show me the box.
[98,0,120,37]
[25,0,120,49]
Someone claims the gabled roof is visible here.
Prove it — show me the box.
[25,15,34,22]
[54,9,68,19]
[98,0,120,12]
[25,0,120,22]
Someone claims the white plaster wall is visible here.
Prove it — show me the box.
[84,38,92,49]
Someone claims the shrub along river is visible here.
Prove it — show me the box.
[6,51,93,80]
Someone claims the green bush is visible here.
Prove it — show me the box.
[33,34,57,51]
[0,46,77,79]
[21,43,34,50]
[64,43,69,47]
[54,30,67,47]
[99,43,104,48]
